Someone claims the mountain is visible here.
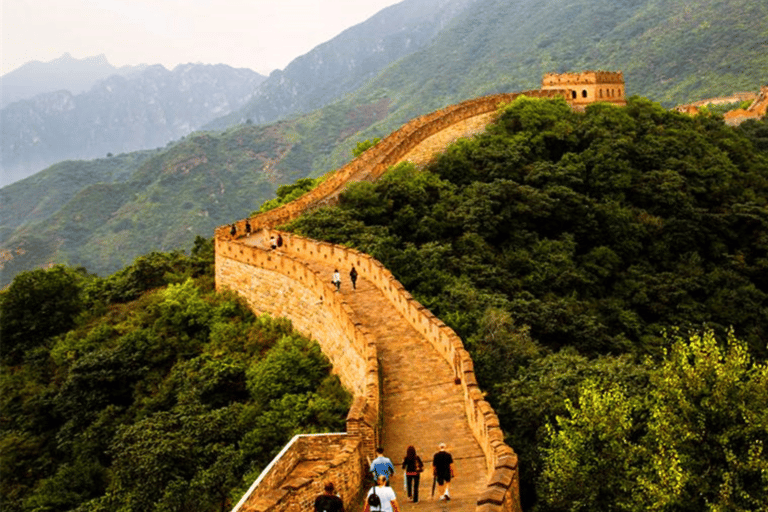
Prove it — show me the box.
[0,123,293,284]
[0,63,266,186]
[203,0,478,130]
[0,53,145,108]
[1,0,766,287]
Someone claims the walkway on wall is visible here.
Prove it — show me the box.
[246,232,488,511]
[244,97,502,504]
[230,104,521,511]
[316,262,487,511]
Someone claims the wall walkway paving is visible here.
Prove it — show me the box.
[301,256,488,511]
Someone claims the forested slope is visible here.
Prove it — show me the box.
[285,97,768,510]
[0,239,351,512]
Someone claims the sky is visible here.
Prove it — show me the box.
[1,0,404,76]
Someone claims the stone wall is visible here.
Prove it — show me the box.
[233,434,366,512]
[541,70,625,107]
[217,226,523,511]
[264,230,523,511]
[216,86,607,512]
[215,89,571,241]
[723,86,768,126]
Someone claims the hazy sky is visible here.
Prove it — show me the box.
[2,0,404,76]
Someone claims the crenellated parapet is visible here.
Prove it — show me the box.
[542,70,626,107]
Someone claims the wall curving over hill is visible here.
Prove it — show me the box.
[213,89,583,512]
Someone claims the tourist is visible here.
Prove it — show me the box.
[401,445,423,502]
[432,443,454,500]
[332,269,341,292]
[369,447,395,483]
[350,266,358,290]
[364,475,400,512]
[314,481,345,512]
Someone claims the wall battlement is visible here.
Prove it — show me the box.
[542,70,626,106]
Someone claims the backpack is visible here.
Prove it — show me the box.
[367,486,381,508]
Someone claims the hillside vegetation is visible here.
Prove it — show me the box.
[285,97,768,510]
[2,95,767,511]
[0,122,300,286]
[0,238,351,512]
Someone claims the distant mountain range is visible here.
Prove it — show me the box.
[1,60,265,186]
[1,0,766,287]
[0,53,146,108]
[203,0,478,130]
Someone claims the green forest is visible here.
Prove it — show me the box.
[2,96,768,512]
[285,97,768,511]
[0,238,351,512]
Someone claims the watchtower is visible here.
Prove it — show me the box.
[541,70,626,108]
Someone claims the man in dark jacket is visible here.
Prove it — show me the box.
[314,481,345,512]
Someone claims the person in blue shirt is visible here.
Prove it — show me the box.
[369,447,395,483]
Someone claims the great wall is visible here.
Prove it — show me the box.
[213,71,763,512]
[674,86,768,125]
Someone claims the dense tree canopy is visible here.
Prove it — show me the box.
[0,239,350,512]
[285,97,768,509]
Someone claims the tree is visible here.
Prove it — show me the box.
[0,265,86,364]
[639,330,768,512]
[540,380,641,512]
[352,137,381,157]
[538,330,768,512]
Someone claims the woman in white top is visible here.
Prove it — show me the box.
[364,474,400,512]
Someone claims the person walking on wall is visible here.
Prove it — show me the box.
[244,220,251,237]
[364,475,400,512]
[350,266,358,290]
[230,223,237,238]
[370,447,395,483]
[401,445,423,502]
[332,269,341,292]
[432,442,454,501]
[314,481,345,512]
[270,236,277,250]
[276,233,283,247]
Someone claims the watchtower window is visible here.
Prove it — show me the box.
[582,90,588,98]
[571,90,577,99]
[599,89,603,98]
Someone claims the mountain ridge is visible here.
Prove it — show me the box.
[1,63,266,186]
[1,0,766,286]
